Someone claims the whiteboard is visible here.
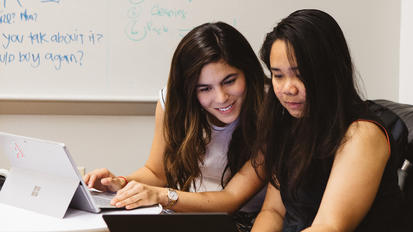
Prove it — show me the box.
[0,0,278,101]
[0,0,401,102]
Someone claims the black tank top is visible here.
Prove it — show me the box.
[280,114,407,232]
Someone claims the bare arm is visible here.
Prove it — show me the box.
[114,159,264,212]
[251,183,285,232]
[303,121,390,232]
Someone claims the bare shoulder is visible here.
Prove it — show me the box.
[347,120,388,142]
[341,120,390,159]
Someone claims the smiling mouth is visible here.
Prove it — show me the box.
[217,104,233,112]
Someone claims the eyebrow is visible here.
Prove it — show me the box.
[196,73,238,88]
[270,67,299,72]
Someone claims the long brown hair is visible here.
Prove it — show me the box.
[163,22,266,191]
[253,10,366,195]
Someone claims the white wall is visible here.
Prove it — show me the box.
[400,0,413,104]
[256,0,401,101]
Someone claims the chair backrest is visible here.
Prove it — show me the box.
[371,99,413,227]
[373,100,413,162]
[372,100,413,187]
[368,100,409,168]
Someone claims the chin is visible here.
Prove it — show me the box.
[288,111,303,118]
[217,116,237,125]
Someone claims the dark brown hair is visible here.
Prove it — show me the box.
[164,22,266,190]
[254,9,366,195]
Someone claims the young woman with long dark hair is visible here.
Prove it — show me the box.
[85,22,267,231]
[252,9,408,232]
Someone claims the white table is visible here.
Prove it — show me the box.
[0,203,162,232]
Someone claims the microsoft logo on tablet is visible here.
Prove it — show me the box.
[31,185,41,197]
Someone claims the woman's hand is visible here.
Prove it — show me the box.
[111,180,168,209]
[83,168,125,192]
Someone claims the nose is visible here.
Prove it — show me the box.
[282,79,298,96]
[215,87,229,104]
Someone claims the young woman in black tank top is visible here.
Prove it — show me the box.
[251,9,408,232]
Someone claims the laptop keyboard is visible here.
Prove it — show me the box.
[89,190,117,208]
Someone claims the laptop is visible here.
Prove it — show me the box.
[0,131,117,218]
[102,213,238,232]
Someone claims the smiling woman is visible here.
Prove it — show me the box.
[196,60,246,125]
[84,21,268,232]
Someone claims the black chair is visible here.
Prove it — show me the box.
[373,100,413,189]
[372,99,413,229]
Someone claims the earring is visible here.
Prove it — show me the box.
[282,107,285,116]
